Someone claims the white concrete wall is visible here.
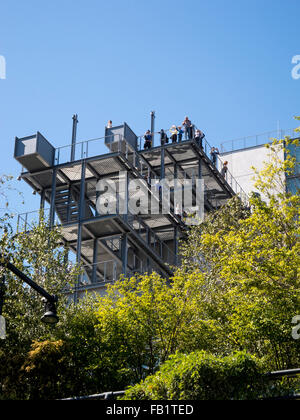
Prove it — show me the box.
[220,144,285,199]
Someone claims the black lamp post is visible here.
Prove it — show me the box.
[0,258,59,326]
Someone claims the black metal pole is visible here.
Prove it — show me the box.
[150,111,155,146]
[0,259,56,303]
[71,114,79,162]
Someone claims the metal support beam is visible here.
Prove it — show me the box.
[121,234,128,276]
[160,146,165,180]
[174,226,179,266]
[120,171,129,222]
[198,160,202,179]
[75,161,87,303]
[78,161,87,222]
[91,239,99,283]
[67,186,72,223]
[40,190,46,211]
[50,168,57,227]
[174,163,178,180]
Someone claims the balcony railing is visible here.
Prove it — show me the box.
[137,128,249,205]
[54,133,124,165]
[77,261,120,286]
[220,128,299,153]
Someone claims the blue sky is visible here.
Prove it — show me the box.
[0,0,299,215]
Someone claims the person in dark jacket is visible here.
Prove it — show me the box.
[160,129,169,146]
[194,129,205,149]
[210,147,219,166]
[144,130,152,150]
[182,116,193,140]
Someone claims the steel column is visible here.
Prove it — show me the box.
[150,111,155,146]
[40,190,46,210]
[160,146,165,180]
[174,226,179,266]
[75,161,87,303]
[121,234,128,276]
[50,168,57,227]
[198,160,202,179]
[91,239,99,283]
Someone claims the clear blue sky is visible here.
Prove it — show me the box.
[0,0,299,215]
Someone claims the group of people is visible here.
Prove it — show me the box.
[143,117,206,150]
[107,119,229,178]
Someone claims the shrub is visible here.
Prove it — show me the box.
[123,351,268,400]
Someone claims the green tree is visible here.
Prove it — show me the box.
[0,215,79,399]
[123,351,269,400]
[180,135,300,369]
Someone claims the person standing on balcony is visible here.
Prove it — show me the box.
[182,116,192,140]
[194,129,205,149]
[221,161,228,179]
[144,130,152,150]
[170,125,178,143]
[160,129,169,146]
[177,126,184,142]
[107,120,113,128]
[210,147,220,166]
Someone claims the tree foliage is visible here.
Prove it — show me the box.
[0,214,79,399]
[123,351,269,400]
[180,136,300,370]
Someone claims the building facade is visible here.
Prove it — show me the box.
[14,122,246,300]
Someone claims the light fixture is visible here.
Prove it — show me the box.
[41,298,59,325]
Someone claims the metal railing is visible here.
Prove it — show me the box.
[77,261,120,286]
[220,128,299,153]
[16,206,176,268]
[137,127,249,206]
[54,133,124,165]
[124,213,176,266]
[16,208,53,232]
[201,135,249,205]
[52,124,249,206]
[61,368,300,400]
